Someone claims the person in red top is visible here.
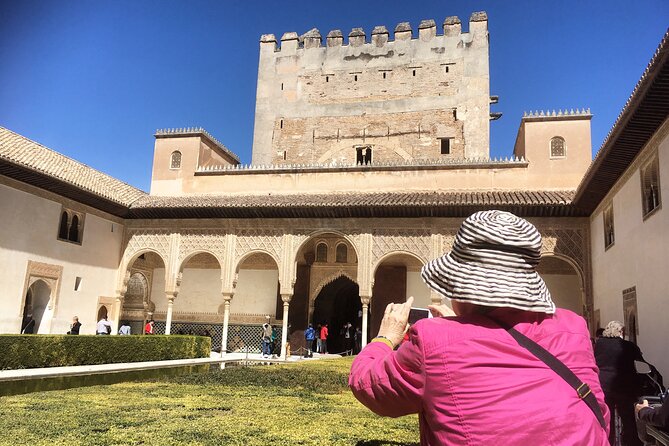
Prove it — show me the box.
[144,320,154,335]
[320,324,328,354]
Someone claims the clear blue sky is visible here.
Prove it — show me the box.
[1,0,667,192]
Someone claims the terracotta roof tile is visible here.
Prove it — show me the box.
[0,127,146,206]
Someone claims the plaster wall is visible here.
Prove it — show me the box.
[252,17,490,164]
[151,162,583,196]
[231,269,279,316]
[0,182,124,335]
[406,270,431,308]
[514,117,592,188]
[172,268,224,314]
[590,122,669,378]
[542,273,582,314]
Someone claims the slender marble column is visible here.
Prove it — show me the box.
[280,294,292,358]
[221,293,233,357]
[112,294,124,335]
[165,293,176,335]
[360,296,371,347]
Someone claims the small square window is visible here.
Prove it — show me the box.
[440,138,451,155]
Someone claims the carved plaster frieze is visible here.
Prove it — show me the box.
[309,267,358,302]
[371,229,432,266]
[234,229,283,265]
[177,230,227,266]
[123,230,171,265]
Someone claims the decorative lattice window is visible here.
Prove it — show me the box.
[641,156,661,218]
[336,243,348,263]
[316,243,328,263]
[57,208,84,244]
[170,151,182,169]
[550,137,566,158]
[603,205,615,250]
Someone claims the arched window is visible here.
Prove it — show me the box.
[170,151,182,169]
[316,243,328,263]
[68,214,79,242]
[336,243,348,263]
[58,211,69,240]
[550,137,565,158]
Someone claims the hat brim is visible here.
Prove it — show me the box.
[421,251,556,314]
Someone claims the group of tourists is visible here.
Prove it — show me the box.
[302,322,363,357]
[349,210,668,446]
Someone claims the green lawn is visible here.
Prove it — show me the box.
[0,357,419,446]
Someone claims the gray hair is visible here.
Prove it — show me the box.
[602,320,624,338]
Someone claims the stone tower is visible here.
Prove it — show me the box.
[251,12,491,166]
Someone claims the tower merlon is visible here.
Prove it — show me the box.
[394,22,412,41]
[349,28,366,47]
[280,32,300,53]
[303,28,322,49]
[469,11,488,35]
[443,16,462,37]
[326,29,344,47]
[418,19,437,41]
[371,26,389,47]
[260,34,277,52]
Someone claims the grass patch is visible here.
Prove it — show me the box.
[0,357,419,446]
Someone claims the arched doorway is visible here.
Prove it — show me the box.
[371,253,429,337]
[121,251,165,334]
[22,280,52,334]
[537,255,583,315]
[293,233,359,352]
[312,276,360,354]
[97,305,109,321]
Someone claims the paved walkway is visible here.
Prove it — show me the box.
[0,352,338,382]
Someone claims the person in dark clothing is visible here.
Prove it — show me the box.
[21,314,35,334]
[67,316,81,334]
[636,398,669,441]
[595,320,645,446]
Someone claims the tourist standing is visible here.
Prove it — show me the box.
[304,324,316,358]
[261,322,272,358]
[354,327,362,354]
[595,320,645,446]
[144,320,154,335]
[343,322,354,355]
[320,323,328,354]
[118,321,131,335]
[67,316,81,334]
[96,316,112,335]
[349,210,608,445]
[316,324,322,353]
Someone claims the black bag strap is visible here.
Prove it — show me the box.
[491,317,606,429]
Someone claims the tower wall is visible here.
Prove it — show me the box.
[252,12,490,165]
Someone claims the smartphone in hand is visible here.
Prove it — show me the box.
[408,307,432,325]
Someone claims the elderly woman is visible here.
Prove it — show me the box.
[595,320,645,446]
[349,210,609,445]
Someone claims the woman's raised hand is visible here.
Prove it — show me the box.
[377,296,414,347]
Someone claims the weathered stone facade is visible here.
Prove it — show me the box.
[252,14,490,165]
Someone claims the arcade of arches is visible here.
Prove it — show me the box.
[115,222,590,357]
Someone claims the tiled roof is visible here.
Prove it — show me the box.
[0,127,146,207]
[127,190,578,219]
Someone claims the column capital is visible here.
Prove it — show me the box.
[281,293,292,304]
[360,295,371,306]
[222,292,234,301]
[165,291,178,303]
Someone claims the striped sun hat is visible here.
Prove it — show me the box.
[421,210,555,314]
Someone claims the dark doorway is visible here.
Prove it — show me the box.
[312,276,360,354]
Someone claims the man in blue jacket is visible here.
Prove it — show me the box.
[304,324,316,358]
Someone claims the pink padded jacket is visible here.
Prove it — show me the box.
[349,308,609,445]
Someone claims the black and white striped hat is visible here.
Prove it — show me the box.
[421,210,555,314]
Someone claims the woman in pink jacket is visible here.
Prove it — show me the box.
[349,210,609,445]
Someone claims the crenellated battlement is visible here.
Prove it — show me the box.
[522,108,592,120]
[155,127,240,163]
[252,11,491,165]
[259,11,487,52]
